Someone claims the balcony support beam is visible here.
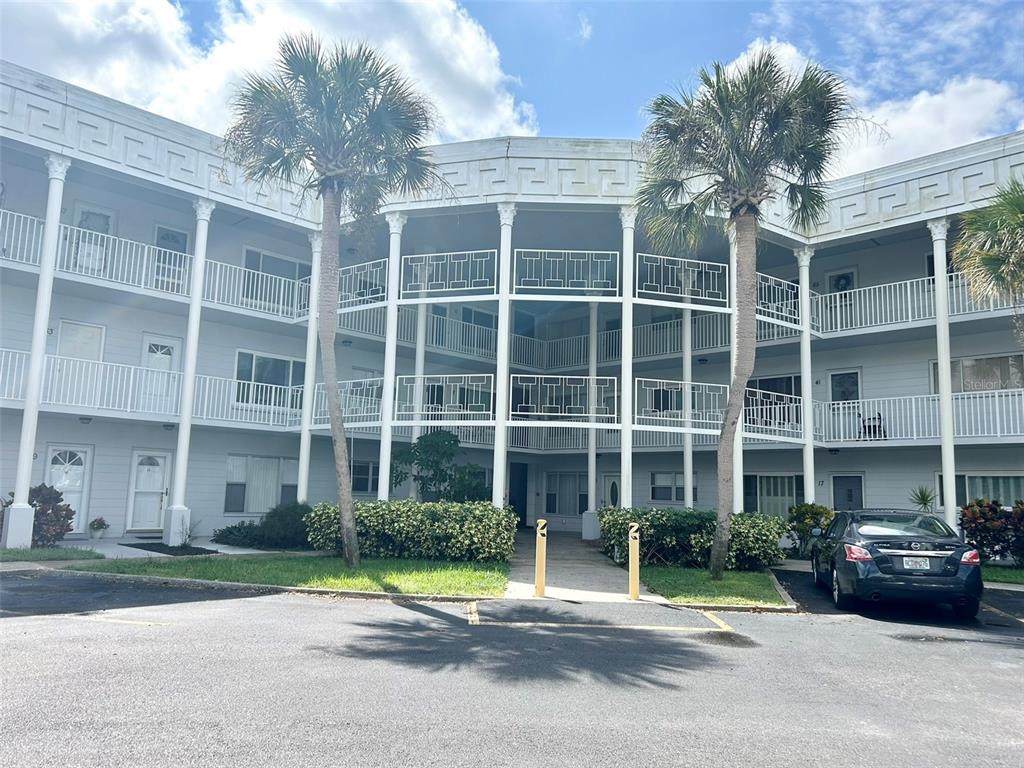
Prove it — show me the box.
[492,202,516,508]
[163,198,215,545]
[378,212,407,500]
[682,308,694,508]
[929,218,958,527]
[796,246,816,503]
[297,232,322,504]
[4,154,71,548]
[620,205,637,509]
[728,225,743,513]
[582,301,600,539]
[409,302,428,499]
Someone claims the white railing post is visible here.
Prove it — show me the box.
[929,218,958,527]
[583,301,600,538]
[4,155,71,548]
[492,202,516,509]
[164,198,215,545]
[620,205,636,509]
[297,231,322,504]
[377,212,407,500]
[682,308,694,508]
[796,246,816,503]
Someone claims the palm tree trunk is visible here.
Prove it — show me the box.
[318,189,360,567]
[711,212,759,579]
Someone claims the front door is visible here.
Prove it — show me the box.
[508,462,529,527]
[602,474,621,508]
[46,446,92,534]
[139,335,180,414]
[832,475,864,511]
[127,451,172,531]
[53,320,104,407]
[757,476,797,517]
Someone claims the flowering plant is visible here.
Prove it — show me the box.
[88,517,110,532]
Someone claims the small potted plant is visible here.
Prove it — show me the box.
[88,517,110,539]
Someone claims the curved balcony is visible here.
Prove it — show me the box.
[513,249,619,299]
[400,250,497,301]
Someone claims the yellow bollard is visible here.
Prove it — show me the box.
[628,522,640,600]
[534,519,548,597]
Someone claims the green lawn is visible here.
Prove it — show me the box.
[641,566,785,607]
[982,565,1024,585]
[0,547,104,562]
[71,554,509,596]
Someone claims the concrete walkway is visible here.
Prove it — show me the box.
[504,531,668,603]
[56,536,269,559]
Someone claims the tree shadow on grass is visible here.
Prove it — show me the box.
[306,601,726,688]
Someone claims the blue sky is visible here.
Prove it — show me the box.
[2,0,1022,175]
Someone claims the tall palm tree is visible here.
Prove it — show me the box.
[637,50,853,578]
[226,34,437,567]
[952,178,1024,340]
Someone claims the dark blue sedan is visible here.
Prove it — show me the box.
[810,509,983,619]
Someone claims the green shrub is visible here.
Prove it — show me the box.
[304,501,518,562]
[259,502,311,548]
[598,507,715,565]
[0,485,75,547]
[690,513,791,571]
[211,520,263,547]
[960,499,1024,563]
[787,502,835,557]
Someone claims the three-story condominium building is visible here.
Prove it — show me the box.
[1,60,1022,547]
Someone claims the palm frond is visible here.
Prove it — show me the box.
[952,178,1024,303]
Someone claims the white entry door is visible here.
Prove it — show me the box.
[602,474,622,509]
[139,335,180,414]
[54,320,104,408]
[127,451,172,531]
[46,446,92,534]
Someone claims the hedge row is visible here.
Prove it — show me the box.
[598,507,790,571]
[960,499,1024,564]
[305,501,518,562]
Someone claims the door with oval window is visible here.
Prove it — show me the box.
[46,446,91,534]
[602,474,621,508]
[127,451,172,532]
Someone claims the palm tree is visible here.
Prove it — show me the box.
[952,178,1024,339]
[226,34,438,567]
[637,50,853,578]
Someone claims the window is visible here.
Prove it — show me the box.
[829,371,861,402]
[462,306,497,330]
[939,474,1024,508]
[749,375,800,396]
[236,351,305,408]
[243,248,312,310]
[513,310,535,338]
[650,472,694,503]
[352,461,380,494]
[225,456,297,515]
[245,248,312,281]
[932,354,1024,393]
[545,472,587,516]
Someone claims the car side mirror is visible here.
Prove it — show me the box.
[810,527,823,538]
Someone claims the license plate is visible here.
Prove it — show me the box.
[903,557,930,570]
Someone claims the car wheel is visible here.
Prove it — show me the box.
[832,566,855,610]
[952,598,980,621]
[811,555,822,588]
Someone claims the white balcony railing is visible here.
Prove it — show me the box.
[394,374,495,421]
[57,223,193,296]
[634,379,728,431]
[400,250,497,299]
[757,273,801,326]
[743,388,803,440]
[310,378,385,427]
[513,249,619,296]
[510,375,618,422]
[39,355,182,416]
[339,258,388,310]
[635,253,728,308]
[0,348,29,400]
[193,375,298,427]
[203,259,302,318]
[0,209,44,266]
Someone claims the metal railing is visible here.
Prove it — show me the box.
[394,374,495,421]
[634,379,728,431]
[0,348,30,400]
[310,378,384,427]
[0,209,44,266]
[40,355,182,416]
[743,388,803,440]
[339,258,388,310]
[193,375,298,427]
[203,259,301,318]
[510,375,618,422]
[400,250,497,298]
[514,249,619,296]
[757,273,801,326]
[635,253,728,307]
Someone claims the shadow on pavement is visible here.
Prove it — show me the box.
[0,570,264,617]
[308,601,726,688]
[774,569,1024,641]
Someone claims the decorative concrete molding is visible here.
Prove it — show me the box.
[794,246,814,267]
[308,231,323,253]
[619,204,637,230]
[385,211,408,235]
[193,197,216,222]
[927,217,949,241]
[45,153,71,181]
[497,201,516,228]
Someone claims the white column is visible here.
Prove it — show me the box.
[409,301,428,499]
[728,225,743,513]
[682,308,694,508]
[164,198,215,545]
[297,231,322,504]
[582,301,600,538]
[3,154,71,548]
[929,218,958,527]
[377,212,406,501]
[796,246,816,504]
[492,202,515,508]
[619,205,637,509]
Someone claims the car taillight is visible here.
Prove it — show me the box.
[844,544,873,562]
[960,549,980,565]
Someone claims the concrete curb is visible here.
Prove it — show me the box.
[766,569,799,611]
[56,567,495,604]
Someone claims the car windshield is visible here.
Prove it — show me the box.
[855,514,956,538]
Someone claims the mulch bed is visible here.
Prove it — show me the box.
[121,543,219,557]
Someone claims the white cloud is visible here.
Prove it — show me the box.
[577,13,592,43]
[0,0,538,142]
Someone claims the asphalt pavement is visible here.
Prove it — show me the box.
[1,569,1022,768]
